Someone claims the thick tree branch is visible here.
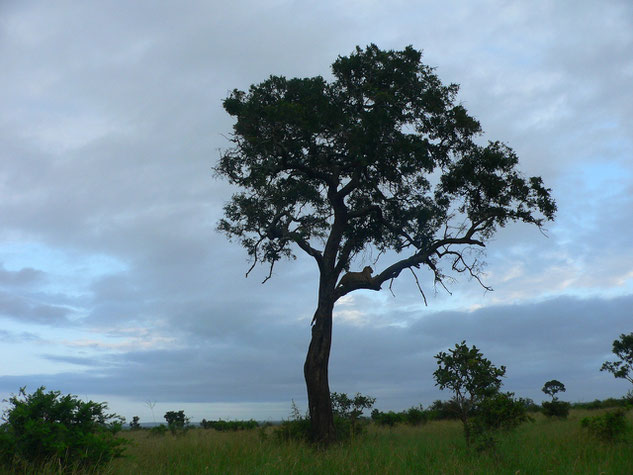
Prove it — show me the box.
[334,227,487,300]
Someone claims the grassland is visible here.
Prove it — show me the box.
[10,410,633,474]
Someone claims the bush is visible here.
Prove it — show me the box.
[469,392,531,452]
[0,386,128,470]
[200,419,259,431]
[164,410,190,435]
[581,409,630,442]
[404,405,428,426]
[426,399,461,420]
[149,424,168,437]
[542,400,571,418]
[370,405,428,427]
[273,400,312,443]
[331,392,375,438]
[371,409,404,427]
[129,416,142,430]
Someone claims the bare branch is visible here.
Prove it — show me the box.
[388,278,396,297]
[409,268,428,306]
[262,260,275,284]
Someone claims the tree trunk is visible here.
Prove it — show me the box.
[304,299,336,445]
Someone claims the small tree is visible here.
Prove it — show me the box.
[542,379,566,401]
[601,332,633,385]
[433,341,505,445]
[164,410,189,435]
[331,392,375,438]
[540,380,570,418]
[129,415,142,431]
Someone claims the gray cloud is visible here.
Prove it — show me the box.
[0,0,632,418]
[1,294,629,415]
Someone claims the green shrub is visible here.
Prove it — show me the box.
[164,410,190,435]
[370,405,428,427]
[581,409,630,442]
[542,400,571,418]
[149,424,168,437]
[470,392,531,452]
[200,418,259,431]
[0,386,128,470]
[404,405,428,426]
[331,392,375,439]
[426,399,461,420]
[129,415,142,430]
[273,400,312,443]
[371,409,404,427]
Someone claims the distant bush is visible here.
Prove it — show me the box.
[469,392,532,452]
[274,393,375,444]
[0,386,128,471]
[200,419,259,431]
[581,409,630,442]
[426,399,461,420]
[371,405,427,427]
[542,400,571,418]
[517,397,540,412]
[273,401,311,443]
[149,424,168,437]
[404,405,428,426]
[129,415,142,431]
[331,392,375,438]
[572,397,630,410]
[371,409,404,427]
[164,410,190,435]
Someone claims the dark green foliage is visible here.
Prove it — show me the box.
[466,392,531,452]
[331,392,376,438]
[601,332,633,384]
[273,401,312,443]
[0,386,128,470]
[200,419,259,431]
[371,409,403,427]
[217,44,555,279]
[427,399,461,420]
[542,380,566,401]
[542,400,571,419]
[164,410,190,435]
[371,405,428,427]
[405,405,428,426]
[581,409,630,442]
[517,397,540,412]
[572,397,631,410]
[129,415,141,430]
[149,424,168,437]
[472,392,531,433]
[541,379,569,418]
[274,394,375,443]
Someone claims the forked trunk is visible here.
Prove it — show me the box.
[304,301,336,445]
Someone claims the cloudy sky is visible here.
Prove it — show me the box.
[1,0,632,423]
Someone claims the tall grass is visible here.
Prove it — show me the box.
[7,410,632,474]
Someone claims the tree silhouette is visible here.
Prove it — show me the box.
[601,332,633,384]
[542,379,566,401]
[216,44,555,444]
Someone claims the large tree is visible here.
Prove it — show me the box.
[216,44,556,444]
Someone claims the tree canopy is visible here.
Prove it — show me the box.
[601,332,633,385]
[542,379,566,401]
[217,44,556,298]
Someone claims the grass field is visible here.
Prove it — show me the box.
[10,410,633,474]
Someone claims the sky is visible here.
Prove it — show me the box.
[1,0,632,424]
